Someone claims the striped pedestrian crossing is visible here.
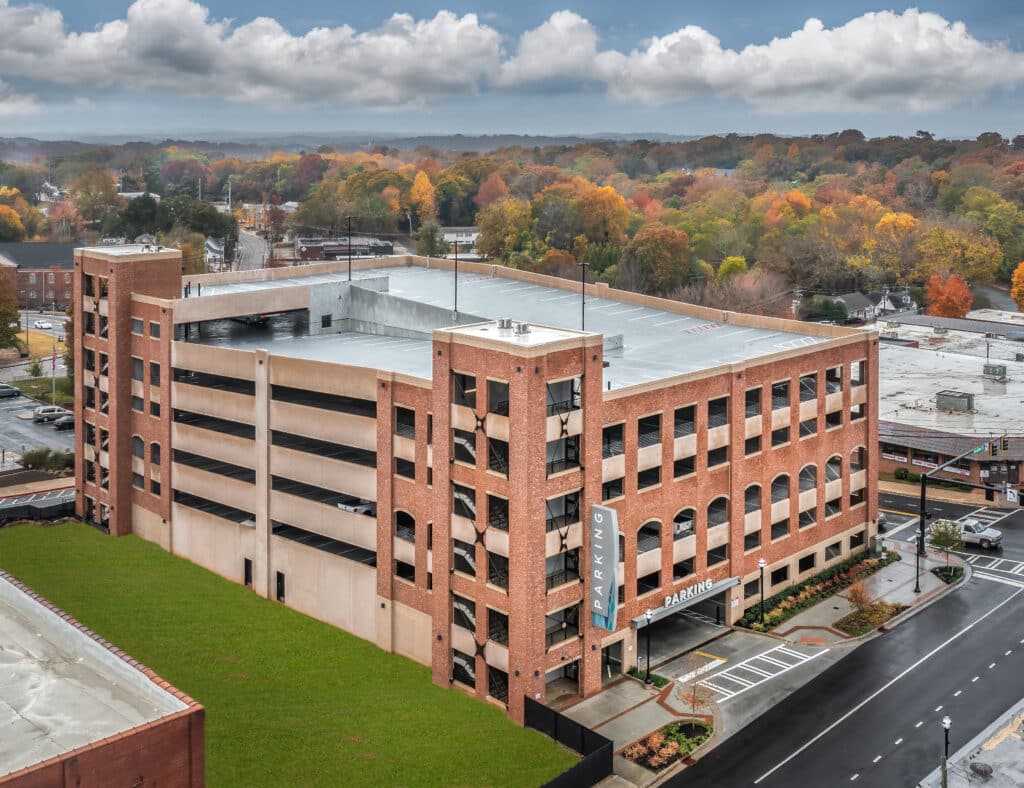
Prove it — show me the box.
[683,643,824,702]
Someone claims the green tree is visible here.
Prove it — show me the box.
[475,197,533,261]
[414,221,449,257]
[929,520,965,565]
[0,268,19,348]
[28,356,43,377]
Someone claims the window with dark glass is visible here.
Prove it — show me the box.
[150,321,161,338]
[772,380,790,410]
[452,594,476,631]
[546,378,581,415]
[395,561,415,582]
[602,477,624,501]
[638,466,661,490]
[708,396,729,428]
[545,549,580,590]
[638,414,662,447]
[452,649,475,688]
[150,362,160,386]
[745,436,761,455]
[798,554,816,573]
[772,426,790,447]
[800,418,817,437]
[771,519,789,541]
[637,570,660,596]
[825,498,842,517]
[546,435,580,475]
[825,366,842,393]
[708,447,728,467]
[394,407,415,439]
[745,388,762,417]
[131,357,143,381]
[745,485,761,513]
[851,530,866,549]
[453,372,476,408]
[453,541,476,577]
[826,411,842,429]
[488,495,509,531]
[799,373,817,402]
[488,551,509,589]
[674,456,695,478]
[637,521,661,554]
[771,566,789,586]
[488,609,509,646]
[452,483,476,521]
[395,511,416,542]
[131,318,143,334]
[150,443,160,466]
[673,558,694,581]
[452,428,476,464]
[707,497,729,528]
[744,531,761,551]
[602,423,624,458]
[545,604,579,647]
[132,396,144,412]
[545,490,580,531]
[487,379,509,416]
[799,465,816,492]
[674,405,695,437]
[487,437,509,476]
[799,508,816,529]
[771,475,790,503]
[706,544,728,567]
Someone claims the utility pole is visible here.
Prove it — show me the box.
[578,260,590,331]
[345,216,355,281]
[452,240,460,317]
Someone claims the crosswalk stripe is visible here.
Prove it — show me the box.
[1011,565,1024,575]
[700,681,734,698]
[974,572,1024,589]
[758,655,790,669]
[716,673,753,687]
[739,664,774,678]
[777,647,809,661]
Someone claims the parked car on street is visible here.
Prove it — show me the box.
[53,415,75,431]
[33,320,53,329]
[32,405,70,423]
[0,383,20,398]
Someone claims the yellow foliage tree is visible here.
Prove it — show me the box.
[914,225,1001,285]
[873,212,919,283]
[410,171,437,222]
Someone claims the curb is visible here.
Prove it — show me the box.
[880,556,970,634]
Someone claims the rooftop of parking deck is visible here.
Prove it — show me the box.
[184,264,837,389]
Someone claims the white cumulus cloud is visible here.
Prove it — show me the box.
[0,3,1022,114]
[591,10,1024,111]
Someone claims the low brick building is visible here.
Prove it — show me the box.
[0,242,78,309]
[74,246,878,723]
[0,570,204,787]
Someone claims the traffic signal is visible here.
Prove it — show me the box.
[1002,436,1010,451]
[989,441,998,457]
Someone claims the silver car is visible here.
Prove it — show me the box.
[958,518,1002,550]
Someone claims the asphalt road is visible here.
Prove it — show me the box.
[879,491,983,522]
[670,507,1024,788]
[236,229,266,270]
[0,393,73,456]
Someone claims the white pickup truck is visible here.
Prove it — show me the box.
[932,517,1003,550]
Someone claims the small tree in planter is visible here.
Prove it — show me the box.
[929,520,964,565]
[846,580,872,612]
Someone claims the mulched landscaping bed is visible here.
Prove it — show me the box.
[622,720,713,771]
[834,602,907,636]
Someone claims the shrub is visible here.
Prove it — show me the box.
[894,468,909,480]
[623,721,712,770]
[20,447,73,472]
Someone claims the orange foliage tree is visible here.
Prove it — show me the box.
[474,173,508,209]
[1011,261,1024,311]
[925,274,973,318]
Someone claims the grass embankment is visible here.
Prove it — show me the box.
[11,376,74,407]
[0,523,576,787]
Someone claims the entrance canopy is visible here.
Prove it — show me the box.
[631,577,739,628]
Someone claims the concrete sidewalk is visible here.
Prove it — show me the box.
[774,540,957,646]
[919,698,1024,787]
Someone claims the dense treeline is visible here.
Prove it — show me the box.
[2,131,1024,313]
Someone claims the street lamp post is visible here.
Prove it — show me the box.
[914,532,922,593]
[452,240,460,318]
[758,558,767,627]
[643,609,653,685]
[941,715,951,788]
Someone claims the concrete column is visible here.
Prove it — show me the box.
[254,349,271,599]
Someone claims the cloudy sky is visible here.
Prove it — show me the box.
[1,0,1023,139]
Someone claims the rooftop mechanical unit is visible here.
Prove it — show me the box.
[983,363,1007,382]
[935,390,974,412]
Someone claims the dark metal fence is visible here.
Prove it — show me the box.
[524,696,613,788]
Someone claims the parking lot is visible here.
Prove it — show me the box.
[0,393,74,459]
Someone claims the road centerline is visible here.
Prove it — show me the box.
[752,587,1023,785]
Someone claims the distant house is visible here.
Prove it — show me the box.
[205,236,226,271]
[870,288,917,315]
[117,192,161,202]
[0,241,79,309]
[830,293,876,321]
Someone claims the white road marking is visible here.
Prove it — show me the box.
[753,587,1024,785]
[954,690,962,697]
[894,738,903,746]
[608,307,644,316]
[873,755,882,763]
[972,676,980,682]
[915,721,924,728]
[974,572,1024,588]
[989,663,996,669]
[1006,650,1012,656]
[850,774,859,781]
[934,706,943,712]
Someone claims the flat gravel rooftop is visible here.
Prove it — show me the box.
[192,266,825,387]
[0,577,185,776]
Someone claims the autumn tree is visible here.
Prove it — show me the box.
[915,225,1001,285]
[410,171,437,222]
[872,212,919,283]
[70,167,123,225]
[618,224,691,295]
[49,200,83,240]
[1009,261,1024,310]
[475,197,533,261]
[63,301,74,381]
[536,248,577,279]
[0,268,18,349]
[413,221,449,257]
[0,187,46,238]
[925,274,973,318]
[717,255,747,281]
[0,205,26,241]
[577,185,631,246]
[474,173,509,210]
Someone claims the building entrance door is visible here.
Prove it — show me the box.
[601,641,623,685]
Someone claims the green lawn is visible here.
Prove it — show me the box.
[0,523,576,786]
[12,376,74,408]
